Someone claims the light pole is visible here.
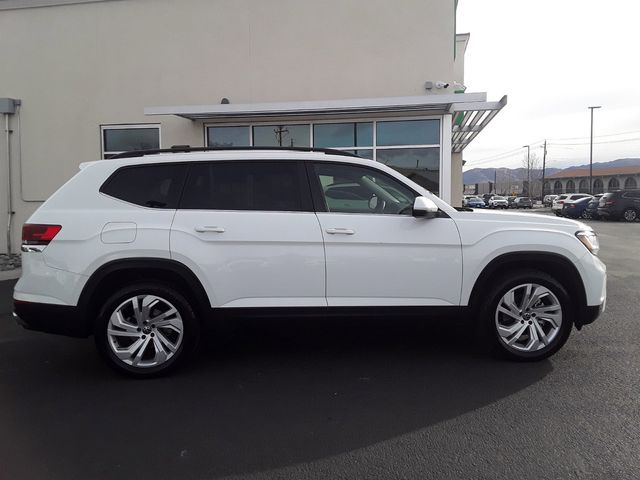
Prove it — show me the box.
[588,106,601,194]
[523,145,530,196]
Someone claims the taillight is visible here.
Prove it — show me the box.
[605,201,615,206]
[22,224,62,245]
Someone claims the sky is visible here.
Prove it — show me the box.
[457,0,640,171]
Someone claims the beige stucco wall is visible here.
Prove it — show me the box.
[451,152,463,206]
[0,0,457,252]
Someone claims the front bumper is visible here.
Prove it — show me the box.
[13,300,89,338]
[577,302,605,329]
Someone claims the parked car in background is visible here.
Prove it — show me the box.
[553,193,591,216]
[507,196,517,208]
[585,194,603,219]
[562,196,592,219]
[597,190,640,222]
[465,196,486,208]
[513,197,533,209]
[488,195,509,209]
[543,195,558,207]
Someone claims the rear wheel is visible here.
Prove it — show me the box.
[622,208,638,222]
[481,270,573,361]
[95,283,200,377]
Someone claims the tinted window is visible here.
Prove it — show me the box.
[207,126,250,147]
[313,162,417,215]
[103,127,159,153]
[313,123,373,148]
[252,125,310,147]
[181,162,308,211]
[623,191,640,198]
[376,147,440,194]
[101,164,187,208]
[376,120,440,146]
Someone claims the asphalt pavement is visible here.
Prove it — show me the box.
[0,216,638,480]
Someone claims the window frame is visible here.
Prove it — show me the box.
[178,160,314,213]
[100,123,161,159]
[305,160,420,216]
[204,116,443,195]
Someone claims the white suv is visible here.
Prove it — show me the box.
[13,147,607,376]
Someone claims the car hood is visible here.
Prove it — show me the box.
[458,209,590,233]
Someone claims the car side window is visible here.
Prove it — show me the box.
[180,161,311,212]
[100,164,188,208]
[312,162,417,215]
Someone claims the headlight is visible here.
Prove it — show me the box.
[576,230,599,255]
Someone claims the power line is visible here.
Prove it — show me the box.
[466,128,640,167]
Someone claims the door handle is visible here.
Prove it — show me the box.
[194,226,225,233]
[325,228,355,235]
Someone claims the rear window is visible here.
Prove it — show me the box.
[100,164,187,208]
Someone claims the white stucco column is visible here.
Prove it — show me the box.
[440,113,453,204]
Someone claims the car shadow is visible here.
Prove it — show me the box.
[0,314,552,480]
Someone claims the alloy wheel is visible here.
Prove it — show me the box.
[623,209,637,222]
[107,295,184,368]
[495,283,562,353]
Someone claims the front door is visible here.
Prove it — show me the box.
[309,161,462,307]
[170,160,326,308]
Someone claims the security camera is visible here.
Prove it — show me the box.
[435,81,450,89]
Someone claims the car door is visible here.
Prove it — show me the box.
[170,160,326,308]
[309,161,463,307]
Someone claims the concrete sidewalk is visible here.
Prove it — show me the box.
[0,269,21,282]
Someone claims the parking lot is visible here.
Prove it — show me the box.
[0,215,638,480]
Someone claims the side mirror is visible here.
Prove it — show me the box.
[412,196,439,219]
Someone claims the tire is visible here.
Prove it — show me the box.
[622,208,638,222]
[94,282,201,377]
[479,270,573,361]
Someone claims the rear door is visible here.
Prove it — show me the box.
[170,160,326,308]
[308,161,463,307]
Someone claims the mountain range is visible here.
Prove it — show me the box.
[463,158,640,185]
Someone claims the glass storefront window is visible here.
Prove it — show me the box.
[253,124,310,147]
[102,126,160,158]
[376,119,439,146]
[343,149,374,160]
[313,122,373,148]
[376,148,440,195]
[207,126,250,147]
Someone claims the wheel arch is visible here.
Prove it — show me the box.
[77,258,211,335]
[467,251,589,328]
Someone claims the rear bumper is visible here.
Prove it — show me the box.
[13,300,89,338]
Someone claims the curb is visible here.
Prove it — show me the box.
[0,269,21,281]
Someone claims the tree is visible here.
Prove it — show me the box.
[522,152,542,197]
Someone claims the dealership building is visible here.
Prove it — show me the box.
[0,0,505,254]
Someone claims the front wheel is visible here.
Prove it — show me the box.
[481,270,573,361]
[95,283,201,377]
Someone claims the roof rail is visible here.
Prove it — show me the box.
[107,145,359,160]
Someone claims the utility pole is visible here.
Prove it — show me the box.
[588,106,601,194]
[274,125,289,147]
[541,140,547,198]
[494,169,497,194]
[523,145,530,196]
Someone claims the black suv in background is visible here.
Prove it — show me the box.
[597,190,640,222]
